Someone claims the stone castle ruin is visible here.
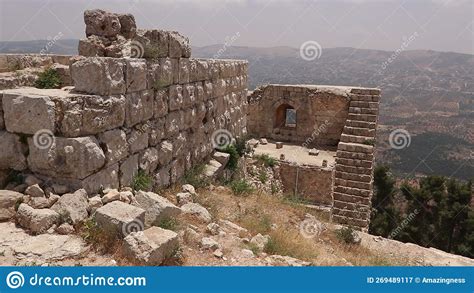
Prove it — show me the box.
[0,10,379,230]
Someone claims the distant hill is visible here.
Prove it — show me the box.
[1,40,472,179]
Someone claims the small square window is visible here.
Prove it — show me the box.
[285,109,296,127]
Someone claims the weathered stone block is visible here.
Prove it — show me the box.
[125,90,154,127]
[149,118,165,146]
[154,89,169,118]
[178,58,190,84]
[128,128,149,154]
[169,31,191,58]
[134,191,181,226]
[98,129,128,164]
[82,163,120,194]
[51,189,89,224]
[0,190,23,221]
[169,85,183,111]
[125,59,147,93]
[165,110,182,136]
[0,131,27,171]
[120,154,139,187]
[2,92,56,135]
[84,9,121,38]
[135,29,169,58]
[28,136,106,179]
[16,203,59,234]
[157,141,173,167]
[139,147,159,174]
[183,84,196,108]
[71,57,126,95]
[123,226,179,265]
[95,200,145,237]
[60,94,126,137]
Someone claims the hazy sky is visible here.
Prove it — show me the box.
[0,0,472,54]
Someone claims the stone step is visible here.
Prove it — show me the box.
[334,186,371,197]
[338,142,374,154]
[333,192,371,206]
[335,157,373,168]
[340,134,375,144]
[349,101,379,109]
[333,199,370,211]
[343,126,375,137]
[332,214,368,228]
[334,178,372,190]
[332,207,370,220]
[336,150,374,161]
[335,171,372,183]
[345,120,377,129]
[347,113,377,122]
[348,107,378,115]
[349,93,380,102]
[335,164,372,175]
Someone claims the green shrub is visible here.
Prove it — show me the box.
[362,139,376,146]
[229,179,254,196]
[158,217,179,231]
[335,226,359,244]
[35,68,61,89]
[132,169,153,191]
[222,144,239,170]
[255,154,277,167]
[258,170,268,184]
[183,164,210,188]
[235,136,252,157]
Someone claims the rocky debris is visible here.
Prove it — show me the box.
[25,184,45,197]
[16,203,59,234]
[309,148,319,156]
[27,194,59,209]
[213,249,224,258]
[206,223,221,235]
[181,203,212,223]
[239,249,255,258]
[51,189,89,225]
[259,138,268,145]
[87,195,103,214]
[265,255,311,267]
[0,190,24,221]
[95,201,145,237]
[183,226,200,245]
[212,152,230,165]
[200,237,220,251]
[218,219,248,236]
[176,192,192,206]
[246,161,283,195]
[275,142,283,149]
[250,233,270,251]
[56,223,75,235]
[182,184,196,195]
[134,191,181,227]
[52,184,69,195]
[102,189,132,204]
[247,139,259,148]
[204,159,224,178]
[123,226,179,265]
[24,175,42,186]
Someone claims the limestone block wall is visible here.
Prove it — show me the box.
[247,85,350,147]
[279,162,333,206]
[0,56,248,194]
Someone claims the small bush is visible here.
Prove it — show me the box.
[222,144,240,170]
[258,170,268,184]
[255,154,277,167]
[263,230,318,260]
[183,164,210,188]
[362,139,376,146]
[235,136,252,157]
[35,68,61,89]
[229,179,254,196]
[335,226,359,244]
[158,217,178,231]
[132,169,153,191]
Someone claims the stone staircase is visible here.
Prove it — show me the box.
[332,90,380,230]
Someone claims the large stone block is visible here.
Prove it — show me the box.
[82,163,120,194]
[165,110,182,136]
[28,136,106,179]
[123,226,179,265]
[51,189,89,225]
[183,84,196,108]
[120,154,139,187]
[128,128,149,154]
[0,190,24,221]
[154,89,169,118]
[125,90,154,127]
[0,131,27,170]
[98,129,128,164]
[125,59,147,93]
[169,31,191,58]
[2,91,56,135]
[178,58,190,84]
[135,29,169,58]
[148,118,165,146]
[95,201,145,237]
[84,9,121,38]
[134,191,181,226]
[168,85,183,111]
[139,147,159,174]
[16,203,59,234]
[157,141,173,167]
[71,57,126,95]
[60,94,126,137]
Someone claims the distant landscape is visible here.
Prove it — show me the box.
[1,39,472,180]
